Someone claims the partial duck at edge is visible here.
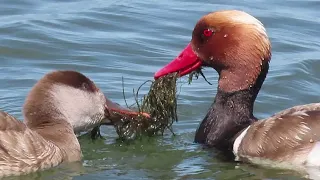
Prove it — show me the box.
[154,10,320,169]
[0,70,143,177]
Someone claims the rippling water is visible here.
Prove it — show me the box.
[0,0,320,179]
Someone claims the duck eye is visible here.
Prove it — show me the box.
[203,29,213,37]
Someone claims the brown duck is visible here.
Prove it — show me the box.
[0,70,144,177]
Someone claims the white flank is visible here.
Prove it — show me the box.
[233,125,250,159]
[306,142,320,167]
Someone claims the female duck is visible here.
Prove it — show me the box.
[154,10,320,168]
[0,70,142,177]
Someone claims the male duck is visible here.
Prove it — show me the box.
[154,10,320,168]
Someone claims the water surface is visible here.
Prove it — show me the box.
[0,0,320,179]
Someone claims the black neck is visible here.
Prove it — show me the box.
[194,60,269,151]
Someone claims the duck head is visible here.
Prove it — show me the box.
[23,70,146,134]
[155,10,271,92]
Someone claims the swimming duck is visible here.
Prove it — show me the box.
[0,70,143,177]
[154,10,320,168]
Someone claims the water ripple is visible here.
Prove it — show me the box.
[0,0,319,179]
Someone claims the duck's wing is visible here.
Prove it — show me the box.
[234,103,320,166]
[0,111,63,177]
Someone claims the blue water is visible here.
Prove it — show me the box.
[0,0,320,179]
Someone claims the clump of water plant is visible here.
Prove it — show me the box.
[90,68,210,141]
[91,73,179,141]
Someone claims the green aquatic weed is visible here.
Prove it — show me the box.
[91,68,211,141]
[91,73,179,141]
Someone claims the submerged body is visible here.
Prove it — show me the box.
[234,103,320,168]
[0,111,67,176]
[154,10,320,169]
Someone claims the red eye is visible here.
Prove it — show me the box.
[203,29,213,37]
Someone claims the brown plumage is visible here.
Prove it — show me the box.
[0,111,65,176]
[0,70,145,177]
[237,103,320,165]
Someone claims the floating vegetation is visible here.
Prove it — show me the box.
[91,73,179,141]
[90,68,211,141]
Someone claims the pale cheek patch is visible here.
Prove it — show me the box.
[50,84,105,133]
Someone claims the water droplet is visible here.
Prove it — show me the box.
[209,56,213,60]
[224,34,228,38]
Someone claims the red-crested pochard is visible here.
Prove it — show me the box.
[0,70,144,177]
[154,10,320,168]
